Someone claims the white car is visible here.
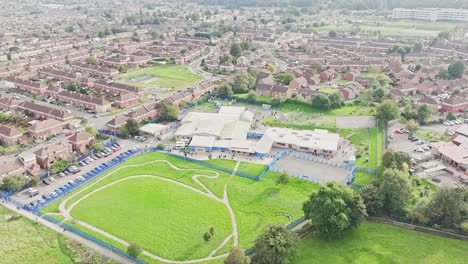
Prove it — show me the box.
[454,120,461,125]
[414,147,425,153]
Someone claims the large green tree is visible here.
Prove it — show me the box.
[156,101,180,121]
[361,183,383,215]
[382,149,412,171]
[447,60,465,79]
[303,182,367,238]
[0,175,29,192]
[417,104,431,124]
[425,188,468,228]
[311,94,331,110]
[253,225,298,264]
[216,83,234,96]
[376,100,399,125]
[378,169,412,214]
[230,43,242,58]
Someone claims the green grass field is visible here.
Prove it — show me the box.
[0,206,108,264]
[117,65,203,90]
[71,177,232,260]
[42,152,320,262]
[292,221,468,264]
[416,129,451,142]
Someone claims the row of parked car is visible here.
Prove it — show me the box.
[78,143,121,167]
[443,120,462,126]
[27,142,124,208]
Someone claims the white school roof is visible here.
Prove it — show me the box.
[262,127,340,152]
[175,106,253,140]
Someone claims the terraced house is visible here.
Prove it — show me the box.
[0,124,23,146]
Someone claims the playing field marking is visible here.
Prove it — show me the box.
[57,159,239,263]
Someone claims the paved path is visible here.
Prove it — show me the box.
[1,201,133,264]
[58,159,240,263]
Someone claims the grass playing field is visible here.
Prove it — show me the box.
[117,65,203,91]
[42,152,320,262]
[71,177,232,260]
[292,221,468,264]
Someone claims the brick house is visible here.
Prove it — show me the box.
[34,140,73,169]
[340,83,365,99]
[5,76,47,95]
[342,71,359,81]
[54,90,112,113]
[69,131,95,153]
[355,77,375,88]
[0,125,23,146]
[271,85,292,98]
[19,101,74,123]
[256,72,275,86]
[114,93,140,108]
[319,69,338,82]
[93,79,144,98]
[441,96,468,112]
[390,89,405,103]
[29,119,64,141]
[288,77,308,91]
[0,95,20,111]
[256,84,274,97]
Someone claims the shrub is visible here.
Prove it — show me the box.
[461,221,468,233]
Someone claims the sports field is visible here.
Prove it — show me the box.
[292,221,468,264]
[117,65,203,91]
[42,152,320,263]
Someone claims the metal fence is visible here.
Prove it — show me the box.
[27,148,141,212]
[289,151,354,169]
[36,212,148,264]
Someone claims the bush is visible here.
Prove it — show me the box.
[461,221,468,233]
[126,242,142,257]
[156,144,166,150]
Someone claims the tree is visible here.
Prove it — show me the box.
[412,42,423,53]
[303,182,367,238]
[85,126,98,137]
[232,73,250,93]
[425,188,467,228]
[121,119,139,137]
[451,88,461,98]
[253,225,298,264]
[246,90,257,101]
[93,143,105,152]
[328,31,337,38]
[361,184,383,215]
[156,101,180,121]
[0,175,29,192]
[329,93,344,109]
[117,64,127,73]
[417,104,431,124]
[376,100,399,125]
[225,246,250,264]
[382,149,412,171]
[275,73,294,85]
[447,60,465,79]
[405,119,419,136]
[378,169,412,214]
[64,80,82,92]
[372,87,385,102]
[126,242,142,257]
[50,159,71,174]
[446,112,456,121]
[311,94,331,110]
[438,32,449,40]
[216,83,233,96]
[415,64,422,71]
[85,56,98,65]
[230,43,242,58]
[275,173,290,185]
[203,232,211,242]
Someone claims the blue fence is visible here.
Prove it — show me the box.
[27,148,141,212]
[36,212,148,264]
[98,129,123,138]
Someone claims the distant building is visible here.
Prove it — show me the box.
[392,8,468,22]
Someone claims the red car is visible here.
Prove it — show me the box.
[113,147,120,152]
[395,129,403,134]
[65,131,73,136]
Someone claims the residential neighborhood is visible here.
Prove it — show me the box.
[0,1,467,264]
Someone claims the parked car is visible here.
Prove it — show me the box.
[28,188,39,197]
[42,178,51,185]
[395,129,403,134]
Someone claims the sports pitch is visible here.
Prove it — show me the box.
[42,152,320,263]
[116,65,203,91]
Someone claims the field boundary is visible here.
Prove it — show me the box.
[368,216,468,241]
